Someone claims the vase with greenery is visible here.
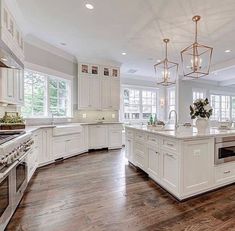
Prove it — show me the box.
[190,98,213,133]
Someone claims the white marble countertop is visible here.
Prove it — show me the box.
[25,122,123,133]
[125,125,235,140]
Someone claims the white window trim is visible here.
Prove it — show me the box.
[22,68,73,119]
[121,85,159,122]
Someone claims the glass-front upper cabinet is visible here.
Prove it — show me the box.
[79,63,100,76]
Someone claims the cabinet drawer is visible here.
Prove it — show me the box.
[162,138,178,152]
[135,132,146,142]
[147,134,158,146]
[215,164,235,185]
[134,142,145,154]
[126,129,134,138]
[109,124,122,130]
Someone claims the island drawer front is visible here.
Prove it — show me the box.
[161,138,178,152]
[215,164,235,185]
[147,134,158,146]
[109,124,122,130]
[134,142,145,154]
[135,132,146,142]
[126,129,134,139]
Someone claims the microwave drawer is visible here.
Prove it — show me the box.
[214,164,235,185]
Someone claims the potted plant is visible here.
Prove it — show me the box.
[190,98,213,133]
[0,112,25,130]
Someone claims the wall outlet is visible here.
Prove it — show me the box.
[82,113,87,118]
[112,114,115,119]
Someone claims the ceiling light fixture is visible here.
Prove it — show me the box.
[181,15,213,79]
[122,52,127,56]
[225,49,231,53]
[1,58,7,62]
[154,39,178,86]
[85,3,94,9]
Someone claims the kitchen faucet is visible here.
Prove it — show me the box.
[168,110,178,130]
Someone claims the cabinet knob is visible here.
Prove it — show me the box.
[224,170,231,174]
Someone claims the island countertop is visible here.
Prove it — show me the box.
[125,124,235,140]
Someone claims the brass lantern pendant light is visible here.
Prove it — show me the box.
[154,39,179,86]
[181,15,213,78]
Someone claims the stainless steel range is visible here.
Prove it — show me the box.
[0,131,33,231]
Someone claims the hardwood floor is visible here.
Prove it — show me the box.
[6,148,235,231]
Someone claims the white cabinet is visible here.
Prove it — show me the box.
[78,75,101,109]
[101,78,120,110]
[89,125,108,149]
[134,141,147,172]
[78,63,120,111]
[161,150,179,194]
[0,68,24,105]
[214,163,235,186]
[52,131,88,160]
[108,125,122,149]
[182,139,213,195]
[0,0,24,64]
[38,128,53,166]
[147,145,160,182]
[125,136,134,164]
[27,130,42,181]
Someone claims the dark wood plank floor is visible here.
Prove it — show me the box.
[6,148,235,231]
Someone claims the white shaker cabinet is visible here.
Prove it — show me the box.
[101,78,120,110]
[108,125,122,149]
[78,63,120,111]
[38,128,53,166]
[0,68,24,105]
[78,75,101,110]
[89,125,108,149]
[182,139,214,195]
[147,144,161,182]
[161,150,179,194]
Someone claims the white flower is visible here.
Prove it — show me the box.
[204,105,212,112]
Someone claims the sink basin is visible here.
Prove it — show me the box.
[53,124,83,136]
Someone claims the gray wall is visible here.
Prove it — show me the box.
[178,79,235,123]
[24,42,78,107]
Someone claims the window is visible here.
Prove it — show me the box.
[193,89,205,101]
[167,87,175,114]
[210,94,230,121]
[22,69,72,118]
[122,87,158,121]
[123,89,140,120]
[232,97,235,120]
[142,90,157,119]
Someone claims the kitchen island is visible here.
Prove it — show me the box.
[125,125,235,200]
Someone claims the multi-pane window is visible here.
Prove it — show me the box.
[210,94,231,121]
[22,69,72,118]
[167,88,176,115]
[193,89,205,101]
[232,97,235,120]
[123,89,140,120]
[123,88,158,121]
[23,70,46,117]
[142,91,157,119]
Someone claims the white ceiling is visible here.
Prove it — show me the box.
[12,0,235,81]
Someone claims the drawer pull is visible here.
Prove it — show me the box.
[166,153,175,158]
[224,170,231,174]
[151,139,156,142]
[155,152,159,154]
[167,143,174,147]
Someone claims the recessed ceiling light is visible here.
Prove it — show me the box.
[1,58,7,61]
[85,3,94,9]
[122,52,127,56]
[225,49,231,53]
[60,42,66,46]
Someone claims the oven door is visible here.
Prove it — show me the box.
[215,141,235,164]
[14,155,28,206]
[0,172,13,231]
